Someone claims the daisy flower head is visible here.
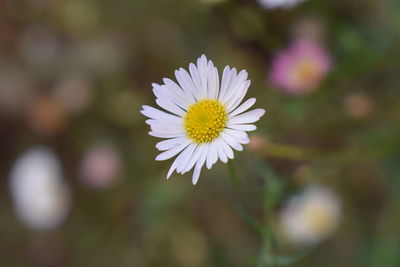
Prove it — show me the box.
[9,147,71,231]
[141,55,265,185]
[258,0,307,9]
[269,38,331,95]
[279,185,341,247]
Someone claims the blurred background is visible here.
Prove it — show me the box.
[1,0,400,266]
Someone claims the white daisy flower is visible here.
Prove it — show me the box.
[141,55,265,185]
[279,185,341,247]
[9,147,71,231]
[257,0,306,9]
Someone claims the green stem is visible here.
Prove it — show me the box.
[227,160,240,189]
[257,133,400,163]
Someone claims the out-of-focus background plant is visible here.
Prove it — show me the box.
[1,0,400,266]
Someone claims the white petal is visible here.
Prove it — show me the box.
[215,140,228,163]
[206,143,218,169]
[221,133,243,151]
[229,98,256,118]
[213,67,220,100]
[180,144,205,174]
[236,136,250,144]
[197,55,209,99]
[226,80,251,112]
[145,119,156,125]
[221,70,248,104]
[227,124,257,132]
[228,109,266,124]
[153,83,188,110]
[141,105,182,124]
[150,122,184,135]
[175,143,197,173]
[206,62,218,99]
[175,68,198,100]
[156,137,188,151]
[149,131,185,139]
[155,139,191,161]
[155,98,186,117]
[192,146,208,185]
[224,128,248,140]
[219,66,236,102]
[163,78,196,105]
[189,63,202,99]
[219,138,234,159]
[165,143,197,178]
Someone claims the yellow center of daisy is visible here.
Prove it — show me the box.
[184,99,227,143]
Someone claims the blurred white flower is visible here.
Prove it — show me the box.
[279,185,341,247]
[9,148,71,231]
[79,143,121,189]
[258,0,306,9]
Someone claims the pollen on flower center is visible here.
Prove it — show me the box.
[184,99,227,143]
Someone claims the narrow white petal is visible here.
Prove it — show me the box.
[141,105,182,124]
[155,140,190,161]
[236,136,250,144]
[150,123,184,135]
[226,80,251,112]
[224,132,250,144]
[153,83,188,110]
[145,119,156,125]
[149,131,185,139]
[227,124,257,132]
[224,128,248,140]
[229,98,256,118]
[175,143,197,173]
[221,70,248,104]
[218,138,234,159]
[163,78,196,105]
[197,55,209,99]
[156,137,188,151]
[180,144,205,174]
[219,67,237,102]
[166,143,197,178]
[153,84,187,108]
[167,156,182,179]
[189,63,202,99]
[192,146,208,185]
[206,62,217,99]
[206,144,216,169]
[228,109,266,124]
[155,98,186,117]
[147,118,182,127]
[221,133,243,151]
[216,141,228,163]
[213,67,220,100]
[175,69,196,100]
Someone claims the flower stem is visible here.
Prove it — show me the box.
[227,160,240,189]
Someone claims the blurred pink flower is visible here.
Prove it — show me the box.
[269,39,331,95]
[79,143,121,190]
